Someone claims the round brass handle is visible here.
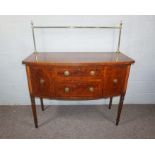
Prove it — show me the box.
[113,79,118,84]
[64,70,70,76]
[90,70,95,76]
[89,87,94,92]
[40,79,45,84]
[64,87,70,93]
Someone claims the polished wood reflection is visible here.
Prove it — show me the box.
[23,52,135,128]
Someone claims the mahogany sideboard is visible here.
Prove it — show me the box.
[22,52,135,128]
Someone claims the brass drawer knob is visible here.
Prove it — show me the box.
[89,87,94,92]
[113,79,118,84]
[90,70,95,76]
[40,79,45,84]
[64,70,70,76]
[64,87,70,93]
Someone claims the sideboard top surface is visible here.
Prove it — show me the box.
[22,52,135,65]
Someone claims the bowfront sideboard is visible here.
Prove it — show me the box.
[22,52,135,128]
[22,21,135,128]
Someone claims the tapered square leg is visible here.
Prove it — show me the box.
[30,96,38,128]
[40,98,44,111]
[116,94,125,125]
[109,97,113,109]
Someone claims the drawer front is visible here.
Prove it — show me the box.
[55,66,102,80]
[29,66,54,97]
[55,80,102,99]
[104,66,127,97]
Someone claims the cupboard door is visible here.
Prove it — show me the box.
[104,66,127,97]
[29,66,53,97]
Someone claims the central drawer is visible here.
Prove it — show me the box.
[55,66,102,80]
[55,80,102,99]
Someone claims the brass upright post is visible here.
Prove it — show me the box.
[31,21,37,53]
[116,21,122,53]
[31,21,38,61]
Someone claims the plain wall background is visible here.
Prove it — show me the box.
[0,15,155,105]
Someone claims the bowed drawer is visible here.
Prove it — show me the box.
[54,80,103,99]
[55,66,103,80]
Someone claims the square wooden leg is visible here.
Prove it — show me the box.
[109,97,113,109]
[40,98,44,111]
[116,94,125,125]
[30,96,38,128]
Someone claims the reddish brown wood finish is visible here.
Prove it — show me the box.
[22,52,135,65]
[55,80,102,99]
[104,65,128,97]
[55,66,102,80]
[29,66,54,98]
[23,52,135,127]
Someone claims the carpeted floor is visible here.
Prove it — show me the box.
[0,104,155,139]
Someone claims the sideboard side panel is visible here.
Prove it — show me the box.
[104,65,128,97]
[27,66,54,98]
[26,65,33,95]
[123,65,131,94]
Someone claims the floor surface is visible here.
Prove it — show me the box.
[0,104,155,138]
